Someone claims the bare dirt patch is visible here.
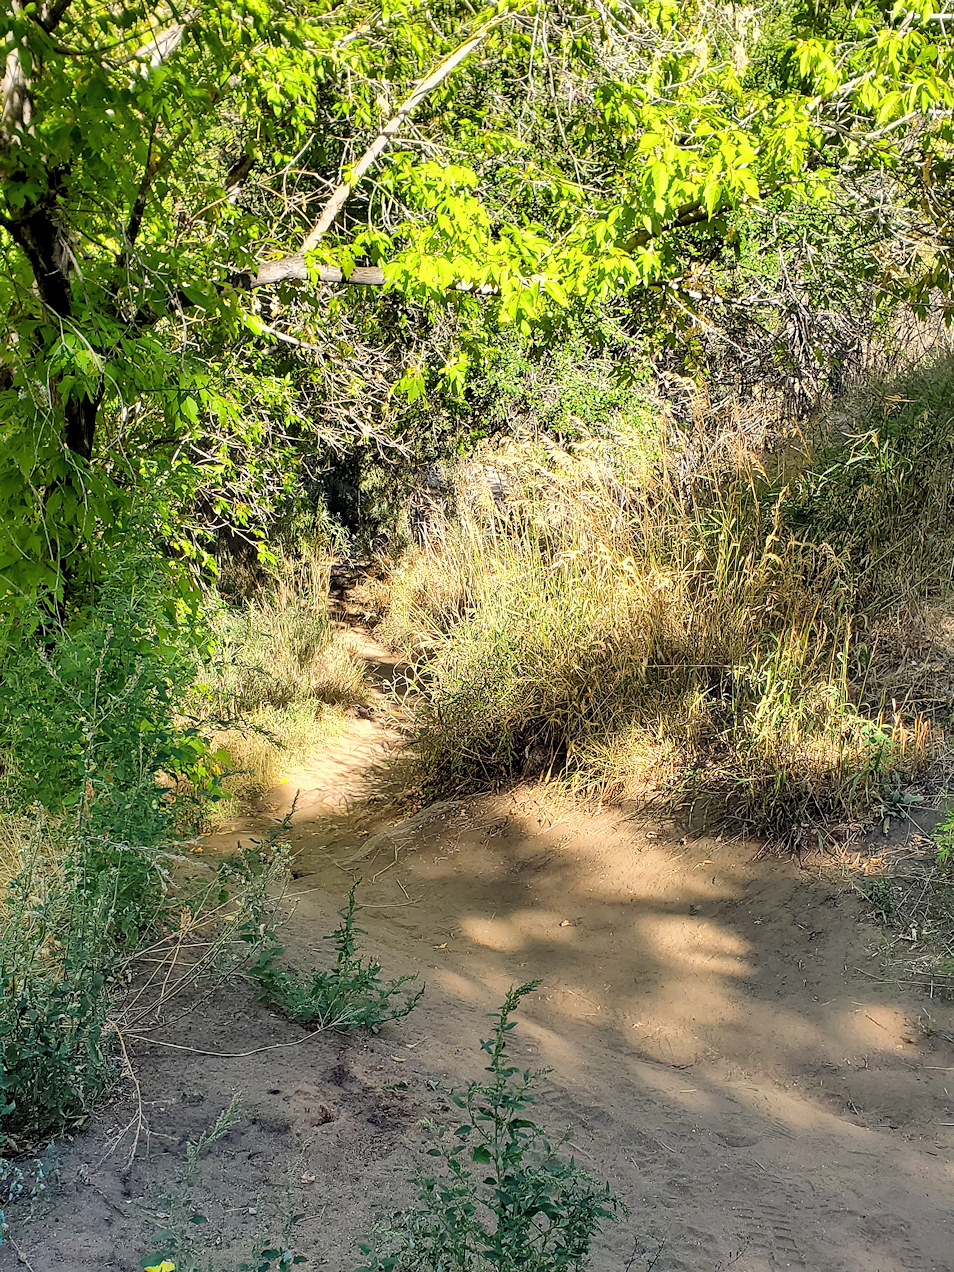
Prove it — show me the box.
[3,636,953,1272]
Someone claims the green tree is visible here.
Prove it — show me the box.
[1,0,951,614]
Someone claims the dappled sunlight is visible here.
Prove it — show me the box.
[631,911,752,976]
[460,909,571,953]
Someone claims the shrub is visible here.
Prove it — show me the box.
[0,812,295,1151]
[0,549,217,845]
[0,828,118,1149]
[250,884,422,1031]
[356,982,617,1272]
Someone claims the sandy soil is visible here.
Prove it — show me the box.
[3,634,953,1272]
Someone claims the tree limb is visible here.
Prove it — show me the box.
[115,16,193,69]
[239,20,505,290]
[243,256,386,288]
[38,0,72,33]
[1,3,33,147]
[301,19,502,252]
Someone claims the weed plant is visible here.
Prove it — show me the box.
[356,982,617,1272]
[0,824,121,1148]
[146,1095,245,1270]
[932,805,954,874]
[144,1093,310,1272]
[0,551,218,843]
[0,810,294,1153]
[0,1155,48,1248]
[250,884,422,1030]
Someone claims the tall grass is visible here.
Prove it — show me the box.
[385,362,954,845]
[196,555,371,804]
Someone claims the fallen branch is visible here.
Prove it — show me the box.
[246,19,504,291]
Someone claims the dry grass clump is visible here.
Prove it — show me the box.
[196,556,370,805]
[0,811,60,890]
[384,363,953,847]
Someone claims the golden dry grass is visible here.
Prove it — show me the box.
[384,366,952,847]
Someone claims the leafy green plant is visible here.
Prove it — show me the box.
[356,982,618,1272]
[0,546,220,846]
[250,884,422,1031]
[936,808,954,874]
[0,841,118,1149]
[860,878,900,926]
[239,1243,307,1272]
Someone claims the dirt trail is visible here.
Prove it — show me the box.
[5,632,954,1272]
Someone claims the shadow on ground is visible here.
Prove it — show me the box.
[4,636,952,1272]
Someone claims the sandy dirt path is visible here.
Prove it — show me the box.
[4,633,953,1272]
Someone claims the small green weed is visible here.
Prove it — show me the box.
[146,1096,243,1271]
[935,807,954,873]
[877,778,924,834]
[860,877,899,925]
[356,981,618,1272]
[0,1155,48,1246]
[239,1243,307,1272]
[145,1095,308,1272]
[250,885,422,1031]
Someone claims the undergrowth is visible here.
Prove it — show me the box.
[0,811,295,1154]
[856,859,954,989]
[195,554,370,807]
[384,359,954,846]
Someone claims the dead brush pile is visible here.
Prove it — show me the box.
[385,357,954,847]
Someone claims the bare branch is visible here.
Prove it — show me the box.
[246,256,386,288]
[112,13,195,69]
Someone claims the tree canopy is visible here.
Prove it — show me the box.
[1,0,952,614]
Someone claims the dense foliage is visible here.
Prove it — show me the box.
[2,0,953,612]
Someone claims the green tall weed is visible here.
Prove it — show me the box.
[356,982,617,1272]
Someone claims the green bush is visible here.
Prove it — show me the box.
[0,835,118,1149]
[0,549,219,845]
[786,355,954,611]
[0,814,296,1151]
[357,982,617,1272]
